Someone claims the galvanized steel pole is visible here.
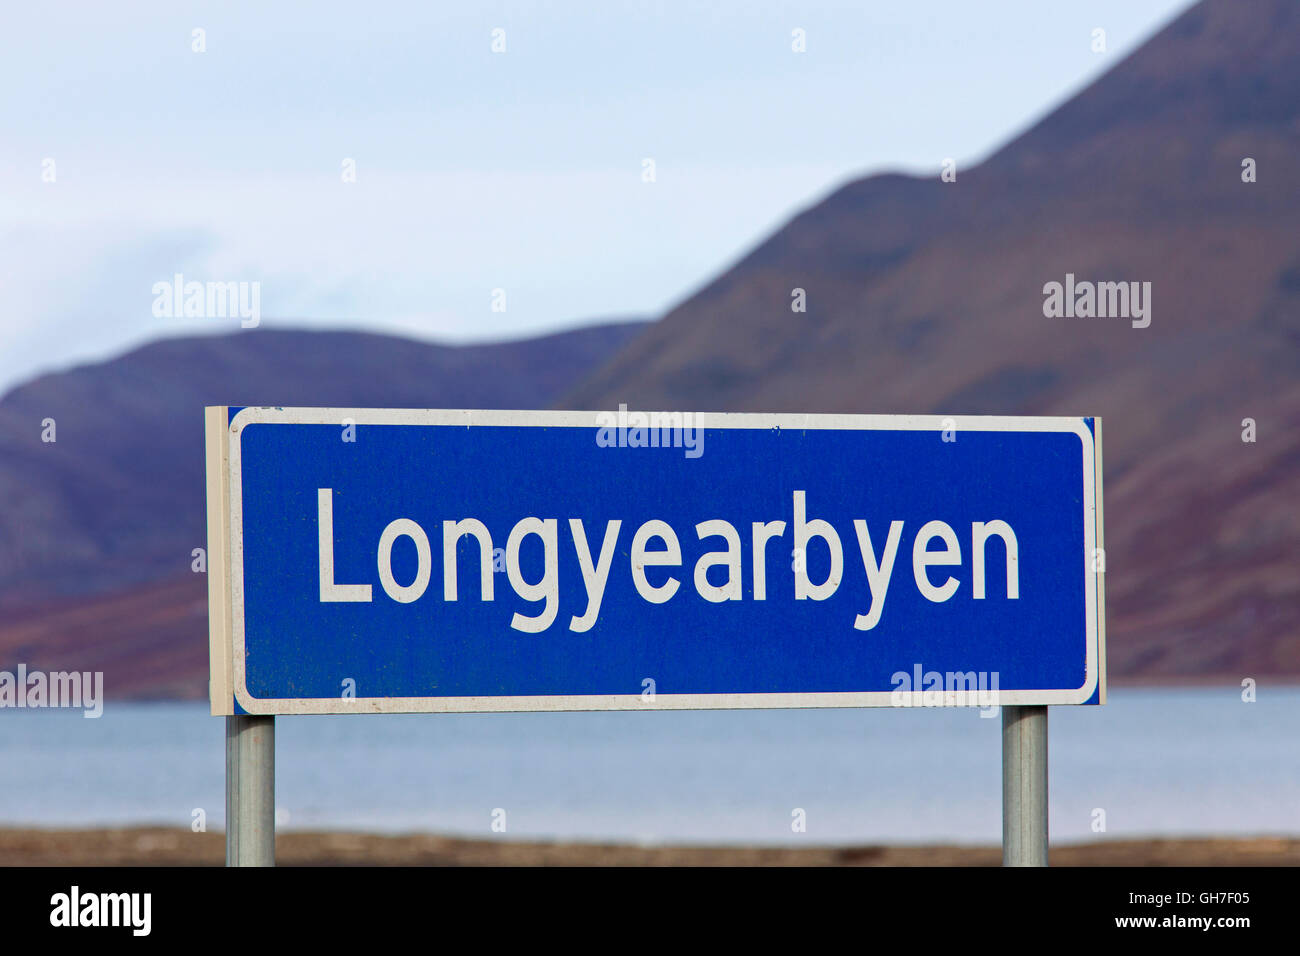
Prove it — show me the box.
[1002,705,1048,866]
[226,715,275,866]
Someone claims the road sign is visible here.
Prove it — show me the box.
[206,407,1104,715]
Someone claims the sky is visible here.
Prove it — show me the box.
[0,0,1195,395]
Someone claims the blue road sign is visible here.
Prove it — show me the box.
[205,407,1104,714]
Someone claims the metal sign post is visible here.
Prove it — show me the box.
[225,714,275,866]
[1002,704,1048,866]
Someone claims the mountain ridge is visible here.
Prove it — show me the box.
[0,320,647,608]
[559,0,1300,681]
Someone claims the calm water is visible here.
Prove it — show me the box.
[1,688,1295,845]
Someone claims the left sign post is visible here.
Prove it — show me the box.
[207,406,274,865]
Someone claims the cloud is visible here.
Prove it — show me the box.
[0,161,847,392]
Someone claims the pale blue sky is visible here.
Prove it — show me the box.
[0,0,1194,393]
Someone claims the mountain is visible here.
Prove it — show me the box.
[564,0,1300,681]
[0,321,646,696]
[6,0,1298,697]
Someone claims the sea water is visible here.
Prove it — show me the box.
[1,688,1294,845]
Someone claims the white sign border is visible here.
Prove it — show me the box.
[216,407,1101,715]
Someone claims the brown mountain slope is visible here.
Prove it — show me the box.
[564,0,1300,679]
[0,320,645,609]
[0,321,647,698]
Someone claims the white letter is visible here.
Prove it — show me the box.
[1042,281,1063,318]
[569,519,620,632]
[853,520,904,630]
[1131,281,1151,329]
[443,519,494,601]
[318,489,372,602]
[83,671,103,718]
[594,410,616,447]
[50,893,70,927]
[972,520,1019,599]
[631,520,681,603]
[694,519,742,602]
[793,490,842,600]
[240,281,260,329]
[151,281,171,317]
[913,520,960,602]
[751,521,787,600]
[377,519,432,603]
[506,518,558,632]
[133,893,152,937]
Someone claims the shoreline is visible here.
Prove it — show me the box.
[1,828,1296,866]
[69,677,1300,705]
